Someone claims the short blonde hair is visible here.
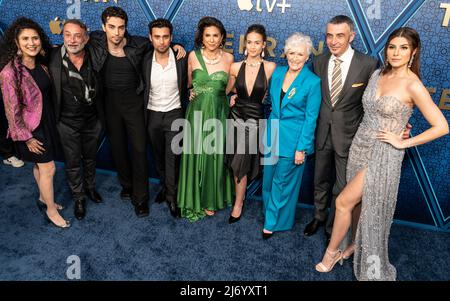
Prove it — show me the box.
[284,32,313,56]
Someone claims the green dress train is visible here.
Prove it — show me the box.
[177,50,234,222]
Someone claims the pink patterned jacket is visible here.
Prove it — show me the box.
[0,58,43,141]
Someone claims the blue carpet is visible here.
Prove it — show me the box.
[0,162,449,281]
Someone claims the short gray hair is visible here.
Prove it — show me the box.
[63,19,89,34]
[284,32,313,56]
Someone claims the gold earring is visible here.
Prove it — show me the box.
[16,49,22,57]
[40,49,46,57]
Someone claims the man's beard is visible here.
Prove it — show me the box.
[156,46,170,55]
[65,44,86,55]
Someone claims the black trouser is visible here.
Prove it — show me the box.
[313,133,348,235]
[0,134,14,159]
[105,89,149,206]
[147,108,183,205]
[57,117,102,201]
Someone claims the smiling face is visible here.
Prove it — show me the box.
[63,23,89,55]
[102,16,126,46]
[16,28,42,59]
[202,26,223,52]
[286,44,309,72]
[386,36,416,68]
[150,27,172,55]
[326,22,355,57]
[245,31,265,58]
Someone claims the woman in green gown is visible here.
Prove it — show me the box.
[177,17,234,221]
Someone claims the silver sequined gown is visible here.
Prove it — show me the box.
[347,70,413,281]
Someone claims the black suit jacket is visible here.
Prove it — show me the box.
[48,45,105,126]
[142,48,188,126]
[312,50,378,157]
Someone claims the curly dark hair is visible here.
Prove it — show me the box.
[194,16,226,49]
[0,17,52,104]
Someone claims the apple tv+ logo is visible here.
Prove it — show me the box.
[237,0,291,13]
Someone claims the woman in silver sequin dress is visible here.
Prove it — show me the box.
[314,27,449,280]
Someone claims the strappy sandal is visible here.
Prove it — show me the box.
[315,249,343,273]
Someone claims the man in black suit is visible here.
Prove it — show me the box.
[304,15,378,242]
[49,19,104,220]
[142,19,188,218]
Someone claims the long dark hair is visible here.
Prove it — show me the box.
[382,27,421,79]
[0,17,52,104]
[194,16,226,49]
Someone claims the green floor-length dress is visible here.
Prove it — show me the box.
[177,50,234,222]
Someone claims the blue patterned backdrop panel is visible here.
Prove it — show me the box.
[0,0,449,231]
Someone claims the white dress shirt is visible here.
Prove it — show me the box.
[148,49,181,112]
[327,46,355,92]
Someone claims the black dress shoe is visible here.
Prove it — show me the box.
[120,188,132,200]
[74,199,86,220]
[155,190,165,204]
[167,201,181,218]
[134,202,149,218]
[304,218,325,236]
[86,189,103,203]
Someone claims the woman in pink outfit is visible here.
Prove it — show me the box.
[0,17,70,228]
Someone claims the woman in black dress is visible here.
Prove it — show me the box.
[225,24,276,223]
[0,18,70,228]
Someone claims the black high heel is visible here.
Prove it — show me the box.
[228,199,245,224]
[44,211,71,229]
[37,199,64,211]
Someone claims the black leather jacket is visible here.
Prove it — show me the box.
[89,30,151,95]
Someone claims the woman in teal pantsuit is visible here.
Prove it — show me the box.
[262,33,321,239]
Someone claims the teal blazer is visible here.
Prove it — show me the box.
[264,65,321,158]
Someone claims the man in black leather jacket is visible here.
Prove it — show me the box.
[89,6,185,218]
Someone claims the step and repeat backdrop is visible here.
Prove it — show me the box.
[0,0,449,231]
